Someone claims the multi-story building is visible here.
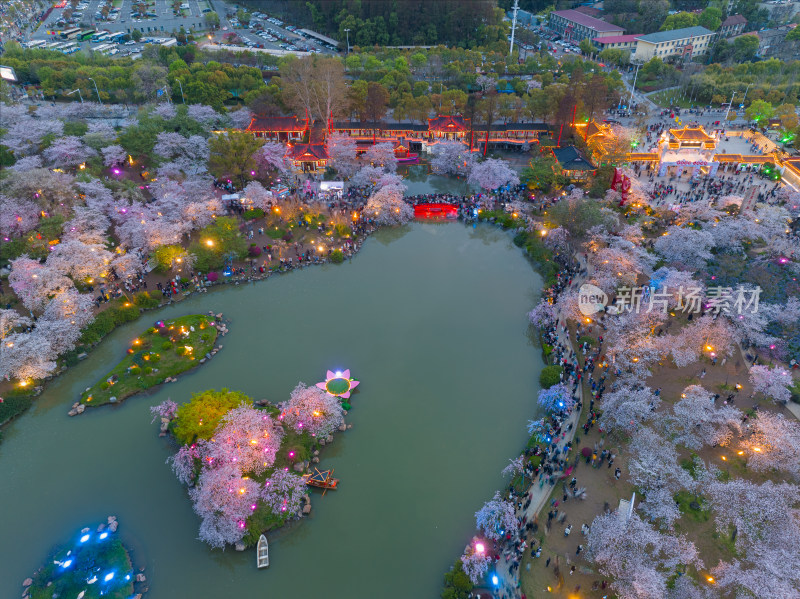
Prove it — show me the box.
[632,26,715,61]
[592,34,641,53]
[548,9,624,43]
[719,14,747,38]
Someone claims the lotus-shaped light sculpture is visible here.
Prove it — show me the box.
[316,369,359,399]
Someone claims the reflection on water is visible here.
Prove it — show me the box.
[0,223,543,599]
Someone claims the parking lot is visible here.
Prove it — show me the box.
[25,0,337,58]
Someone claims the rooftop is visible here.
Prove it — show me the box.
[636,26,714,44]
[550,9,624,33]
[592,34,642,44]
[429,115,470,132]
[721,14,747,27]
[552,145,595,171]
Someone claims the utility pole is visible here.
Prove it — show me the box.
[628,61,641,111]
[176,79,186,104]
[67,88,84,103]
[344,28,350,56]
[724,91,736,122]
[509,0,519,56]
[88,77,102,104]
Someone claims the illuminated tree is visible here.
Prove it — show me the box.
[9,256,74,313]
[587,512,702,599]
[430,141,475,177]
[362,142,398,173]
[475,491,517,541]
[0,309,32,340]
[740,412,800,480]
[42,136,98,168]
[326,133,359,178]
[749,365,793,404]
[242,181,273,210]
[46,240,113,281]
[600,384,660,434]
[0,195,40,238]
[278,382,345,438]
[0,330,57,381]
[460,540,491,585]
[468,158,519,191]
[365,186,414,226]
[653,226,715,269]
[101,144,128,167]
[527,298,557,327]
[536,383,574,414]
[254,141,288,174]
[666,385,742,449]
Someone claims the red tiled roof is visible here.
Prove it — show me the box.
[573,6,601,17]
[287,143,327,161]
[551,9,623,32]
[722,14,747,27]
[246,116,306,132]
[428,115,470,132]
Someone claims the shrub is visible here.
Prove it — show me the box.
[100,381,110,390]
[172,388,251,445]
[162,340,173,350]
[133,291,160,309]
[0,394,33,427]
[330,249,344,263]
[243,208,265,220]
[175,346,186,356]
[578,335,595,346]
[249,244,262,257]
[539,365,563,389]
[207,272,219,282]
[79,302,140,346]
[144,367,153,374]
[334,223,351,237]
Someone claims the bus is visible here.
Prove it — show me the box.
[78,30,96,41]
[61,27,81,39]
[108,32,125,43]
[91,32,109,43]
[61,42,79,53]
[94,43,115,53]
[25,40,47,48]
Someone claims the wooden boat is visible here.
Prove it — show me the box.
[303,468,339,495]
[256,534,269,569]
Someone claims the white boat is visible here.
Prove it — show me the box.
[257,534,269,568]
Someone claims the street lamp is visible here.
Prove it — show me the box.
[88,77,102,104]
[724,91,736,122]
[344,28,350,55]
[629,60,642,111]
[67,88,84,103]
[176,79,186,104]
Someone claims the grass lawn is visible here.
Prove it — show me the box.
[82,314,218,407]
[30,533,133,599]
[648,89,695,109]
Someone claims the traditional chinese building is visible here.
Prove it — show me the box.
[245,116,307,142]
[286,143,328,172]
[550,146,596,181]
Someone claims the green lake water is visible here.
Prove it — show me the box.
[0,222,543,598]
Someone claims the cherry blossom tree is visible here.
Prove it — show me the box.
[666,385,742,449]
[76,179,116,214]
[542,226,570,254]
[260,469,307,516]
[475,491,517,541]
[151,398,178,423]
[42,136,98,168]
[168,442,201,485]
[739,412,800,480]
[243,181,273,210]
[0,330,56,381]
[151,104,177,120]
[362,142,397,173]
[586,512,702,599]
[749,365,793,404]
[627,427,694,526]
[501,455,525,478]
[111,251,145,280]
[153,132,209,178]
[706,479,800,598]
[9,256,74,312]
[254,141,288,174]
[600,383,660,433]
[365,186,414,226]
[649,266,705,310]
[460,540,491,584]
[40,288,94,329]
[189,103,223,126]
[376,171,407,191]
[189,463,260,548]
[536,383,574,414]
[468,158,519,191]
[430,141,475,177]
[326,133,359,178]
[6,168,76,213]
[46,239,113,281]
[527,299,557,327]
[205,405,284,475]
[63,206,111,245]
[8,155,43,172]
[653,226,715,269]
[0,309,32,340]
[0,195,40,238]
[658,315,735,368]
[83,121,117,144]
[2,117,64,155]
[101,144,127,167]
[349,164,385,189]
[278,383,345,438]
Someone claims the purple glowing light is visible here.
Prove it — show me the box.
[113,168,121,175]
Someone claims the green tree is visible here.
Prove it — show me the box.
[131,29,142,42]
[539,365,564,388]
[698,7,722,30]
[236,9,250,27]
[208,131,264,188]
[732,34,760,62]
[190,216,249,272]
[204,11,220,28]
[441,559,472,599]
[745,99,774,123]
[774,103,799,131]
[172,388,249,445]
[152,244,188,272]
[521,154,558,192]
[660,12,698,31]
[579,38,595,55]
[545,195,614,238]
